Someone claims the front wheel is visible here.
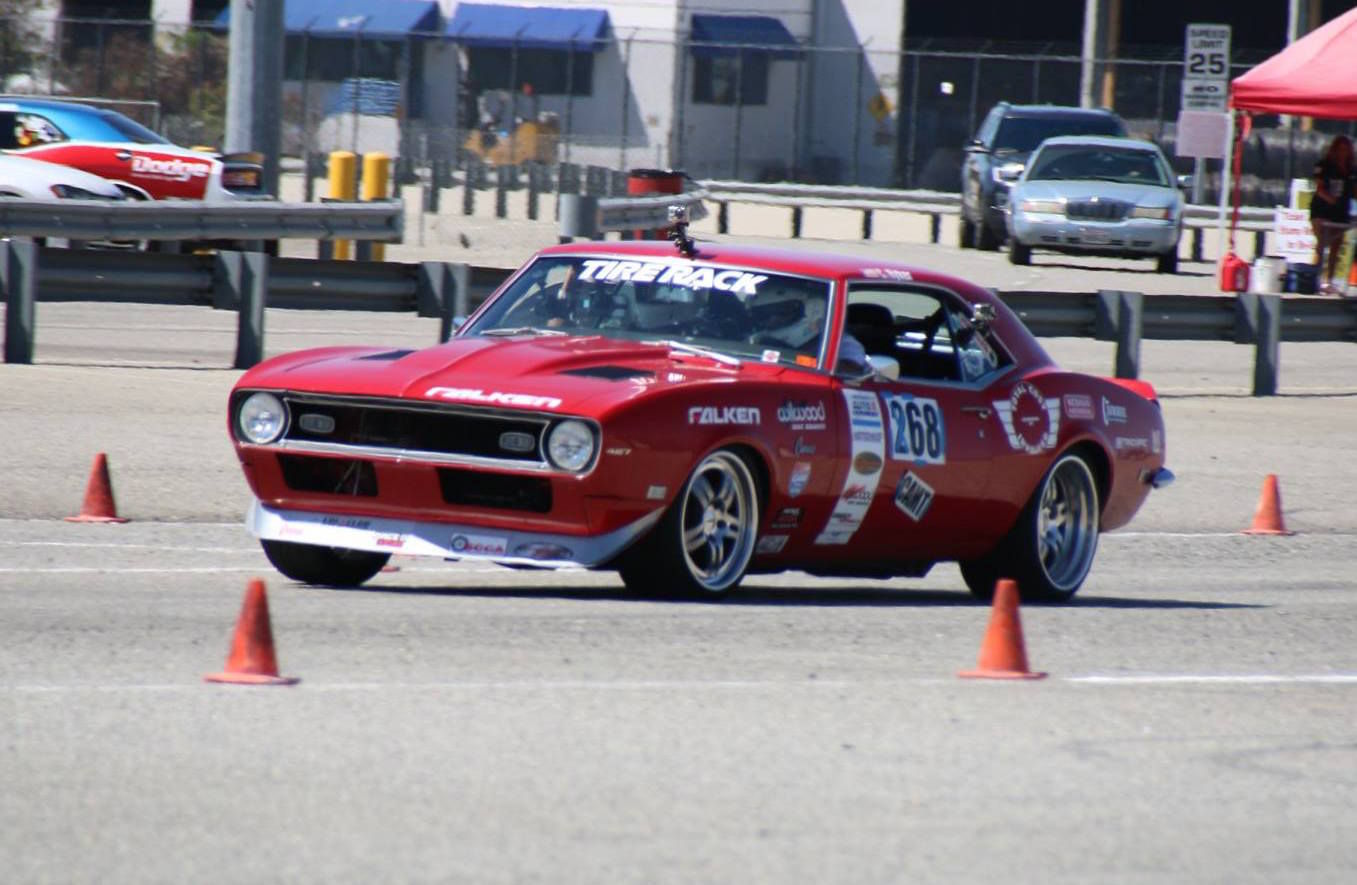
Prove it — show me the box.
[1008,237,1032,266]
[1156,249,1178,274]
[960,453,1100,603]
[261,539,390,587]
[618,449,760,599]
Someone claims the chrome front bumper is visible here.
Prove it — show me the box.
[246,498,663,568]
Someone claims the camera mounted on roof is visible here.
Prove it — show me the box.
[668,204,696,258]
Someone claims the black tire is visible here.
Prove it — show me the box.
[959,453,1100,603]
[260,539,390,588]
[976,219,1001,251]
[1008,237,1032,266]
[1156,249,1178,274]
[959,216,976,249]
[618,449,760,599]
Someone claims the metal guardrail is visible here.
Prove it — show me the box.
[0,198,404,242]
[558,189,709,241]
[699,180,1274,256]
[4,241,1353,394]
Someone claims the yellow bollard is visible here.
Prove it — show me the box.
[327,150,357,260]
[360,152,390,262]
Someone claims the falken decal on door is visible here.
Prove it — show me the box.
[815,389,885,545]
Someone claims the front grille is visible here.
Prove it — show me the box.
[438,467,552,513]
[1066,199,1130,221]
[280,396,547,465]
[278,454,378,496]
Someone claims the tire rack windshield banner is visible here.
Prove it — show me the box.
[815,389,885,545]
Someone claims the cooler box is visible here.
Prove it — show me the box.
[1285,263,1319,295]
[1249,256,1286,294]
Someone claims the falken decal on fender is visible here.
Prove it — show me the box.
[993,381,1060,454]
[816,390,884,545]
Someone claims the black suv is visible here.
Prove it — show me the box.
[960,103,1127,250]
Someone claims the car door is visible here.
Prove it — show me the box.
[813,283,1013,562]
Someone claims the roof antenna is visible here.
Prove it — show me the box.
[668,205,697,258]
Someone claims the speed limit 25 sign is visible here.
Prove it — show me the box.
[1182,23,1231,112]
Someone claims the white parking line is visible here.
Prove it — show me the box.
[1069,674,1357,685]
[6,675,1357,693]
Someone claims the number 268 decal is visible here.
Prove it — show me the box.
[883,394,946,464]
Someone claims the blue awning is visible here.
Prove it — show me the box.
[215,0,441,38]
[447,3,610,51]
[689,14,801,59]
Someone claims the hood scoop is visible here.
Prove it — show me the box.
[559,365,655,381]
[357,349,415,361]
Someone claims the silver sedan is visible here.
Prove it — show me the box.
[1005,135,1184,273]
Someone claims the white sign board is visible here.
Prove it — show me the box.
[1182,24,1231,112]
[1274,207,1316,263]
[1175,110,1230,159]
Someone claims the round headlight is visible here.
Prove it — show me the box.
[237,392,286,444]
[546,420,595,472]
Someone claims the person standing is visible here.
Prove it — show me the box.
[1310,135,1354,294]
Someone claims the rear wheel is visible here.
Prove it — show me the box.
[618,449,760,599]
[1008,237,1032,266]
[960,453,1100,603]
[261,539,390,587]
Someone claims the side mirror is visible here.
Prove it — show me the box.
[1176,174,1193,191]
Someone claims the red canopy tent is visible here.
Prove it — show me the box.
[1214,7,1357,289]
[1231,5,1357,117]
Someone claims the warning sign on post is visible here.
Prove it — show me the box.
[1182,24,1231,113]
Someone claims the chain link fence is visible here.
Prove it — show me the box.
[2,15,1352,205]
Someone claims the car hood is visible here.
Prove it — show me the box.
[238,335,778,416]
[1013,179,1179,208]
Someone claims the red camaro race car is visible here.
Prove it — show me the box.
[229,214,1171,601]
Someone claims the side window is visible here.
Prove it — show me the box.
[845,286,959,382]
[11,113,65,148]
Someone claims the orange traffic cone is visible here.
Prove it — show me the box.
[1243,474,1294,535]
[64,453,129,523]
[959,579,1047,680]
[205,579,299,685]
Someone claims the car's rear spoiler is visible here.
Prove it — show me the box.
[1105,376,1158,405]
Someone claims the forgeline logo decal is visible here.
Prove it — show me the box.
[425,386,562,409]
[130,155,211,182]
[993,381,1061,455]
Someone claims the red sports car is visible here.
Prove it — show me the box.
[229,217,1171,601]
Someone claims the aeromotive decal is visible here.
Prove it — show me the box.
[425,386,562,409]
[577,259,768,296]
[993,381,1060,454]
[816,389,884,545]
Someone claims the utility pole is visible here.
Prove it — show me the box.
[225,0,284,197]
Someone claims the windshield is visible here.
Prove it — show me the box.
[1027,144,1171,186]
[465,256,834,367]
[993,115,1125,153]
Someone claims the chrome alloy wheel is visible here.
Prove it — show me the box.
[1036,455,1099,592]
[678,451,758,593]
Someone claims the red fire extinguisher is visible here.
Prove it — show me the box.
[1219,252,1250,292]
